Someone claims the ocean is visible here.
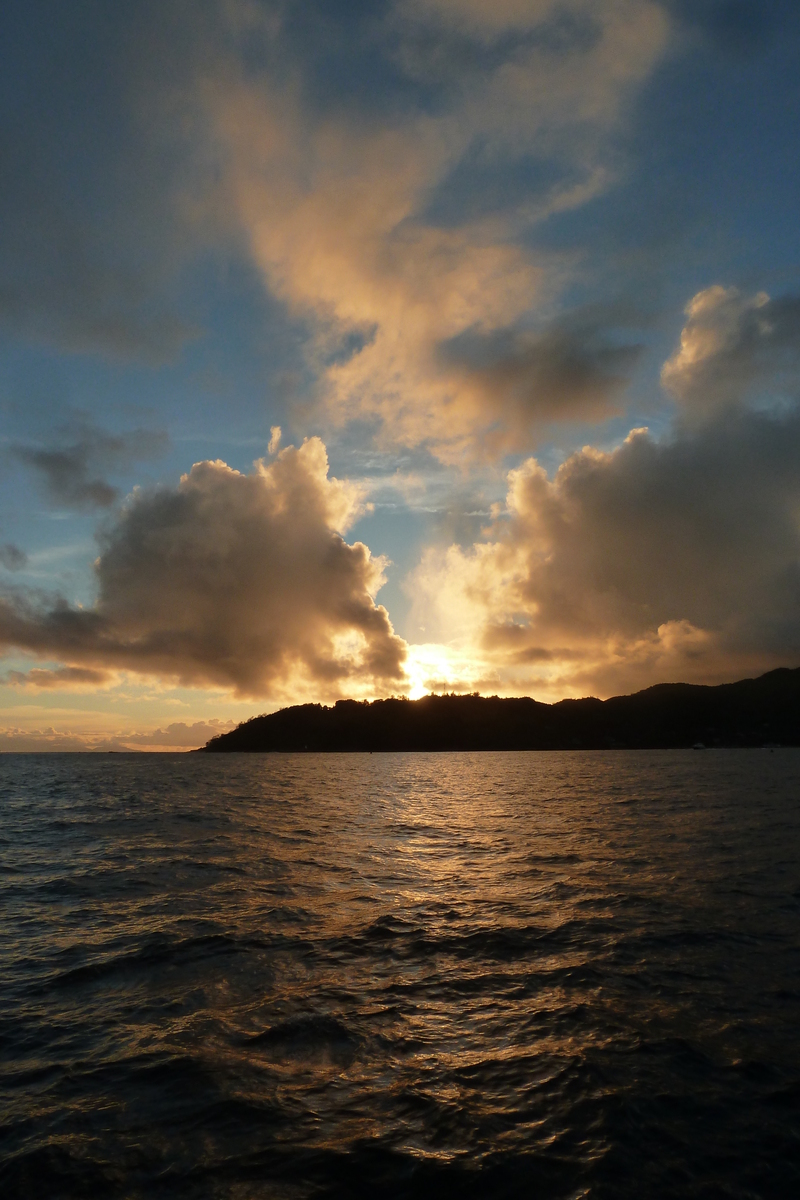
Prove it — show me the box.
[1,750,799,1198]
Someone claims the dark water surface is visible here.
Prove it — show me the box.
[1,751,799,1198]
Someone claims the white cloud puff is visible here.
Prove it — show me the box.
[0,438,407,700]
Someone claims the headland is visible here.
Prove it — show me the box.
[201,667,800,752]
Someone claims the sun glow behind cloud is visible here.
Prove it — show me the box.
[404,643,477,701]
[2,2,800,742]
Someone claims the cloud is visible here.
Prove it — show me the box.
[0,437,407,699]
[207,0,669,458]
[399,0,585,40]
[0,544,27,570]
[0,0,671,430]
[0,727,96,752]
[120,719,235,747]
[11,422,169,510]
[3,666,114,688]
[403,285,800,697]
[0,717,234,752]
[666,0,794,56]
[661,285,800,420]
[407,397,800,697]
[437,319,643,450]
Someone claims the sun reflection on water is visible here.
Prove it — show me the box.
[2,751,799,1196]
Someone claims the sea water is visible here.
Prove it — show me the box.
[1,750,799,1198]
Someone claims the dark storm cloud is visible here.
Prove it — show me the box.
[11,423,169,510]
[0,439,407,698]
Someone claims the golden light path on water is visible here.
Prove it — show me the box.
[1,750,799,1196]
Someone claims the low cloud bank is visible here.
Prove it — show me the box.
[0,438,407,700]
[0,719,235,753]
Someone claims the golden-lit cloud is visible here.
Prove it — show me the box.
[207,0,669,459]
[3,666,115,689]
[406,352,800,698]
[662,285,800,420]
[4,6,799,734]
[0,438,407,700]
[0,718,236,753]
[399,283,800,697]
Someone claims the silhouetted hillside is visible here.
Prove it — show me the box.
[201,668,800,751]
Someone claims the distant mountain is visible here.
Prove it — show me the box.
[200,668,800,752]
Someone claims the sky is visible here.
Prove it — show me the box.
[2,0,800,749]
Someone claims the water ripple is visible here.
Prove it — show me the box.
[1,750,799,1197]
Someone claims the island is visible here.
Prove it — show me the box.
[199,667,800,752]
